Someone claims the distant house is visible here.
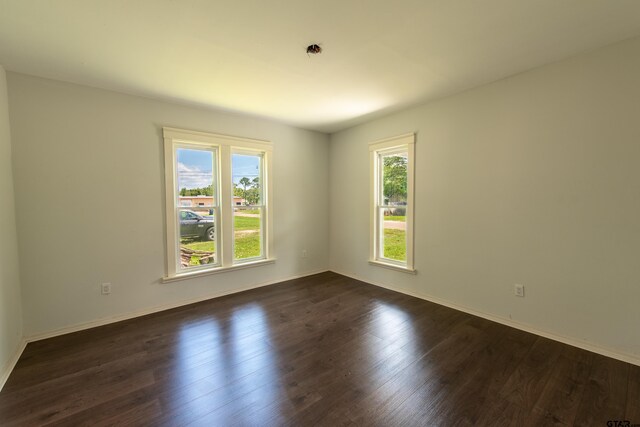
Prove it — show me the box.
[178,195,213,207]
[178,195,245,207]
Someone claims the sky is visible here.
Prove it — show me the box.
[177,148,260,189]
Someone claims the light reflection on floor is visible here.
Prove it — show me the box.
[369,301,413,342]
[172,304,280,423]
[175,318,222,399]
[363,301,432,410]
[168,300,427,423]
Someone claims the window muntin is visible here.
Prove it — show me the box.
[163,128,273,279]
[370,134,415,271]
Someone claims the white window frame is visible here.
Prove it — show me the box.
[163,127,274,282]
[369,133,416,273]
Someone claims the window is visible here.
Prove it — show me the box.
[370,133,415,272]
[163,128,273,280]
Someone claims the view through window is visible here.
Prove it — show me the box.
[163,128,272,278]
[176,147,218,268]
[379,151,408,262]
[370,133,415,271]
[232,152,264,260]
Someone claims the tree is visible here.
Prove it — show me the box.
[233,184,243,198]
[238,177,252,205]
[245,177,260,205]
[383,156,407,204]
[179,185,213,197]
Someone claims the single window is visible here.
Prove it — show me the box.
[163,128,273,279]
[370,134,415,272]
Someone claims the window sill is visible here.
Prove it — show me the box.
[369,259,416,274]
[162,258,276,283]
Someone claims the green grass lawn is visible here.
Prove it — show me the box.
[181,215,261,264]
[237,208,260,215]
[384,215,406,222]
[383,215,406,261]
[232,216,262,258]
[234,215,260,231]
[384,229,406,261]
[234,232,260,259]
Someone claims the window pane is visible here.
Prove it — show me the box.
[176,148,216,213]
[176,147,217,270]
[234,207,262,260]
[232,152,263,260]
[380,207,406,262]
[381,153,408,205]
[232,153,262,207]
[179,209,216,269]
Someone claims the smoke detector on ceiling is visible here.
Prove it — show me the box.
[306,44,322,55]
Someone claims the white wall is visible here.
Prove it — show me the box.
[0,66,24,384]
[7,74,330,337]
[330,36,640,360]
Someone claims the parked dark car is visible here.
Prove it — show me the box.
[180,210,215,241]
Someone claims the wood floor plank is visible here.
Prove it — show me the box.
[496,337,563,409]
[574,354,629,426]
[344,319,487,425]
[527,345,593,426]
[627,365,640,422]
[0,271,635,426]
[395,322,537,425]
[43,390,163,427]
[1,358,155,426]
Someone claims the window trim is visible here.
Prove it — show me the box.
[163,127,274,281]
[369,133,415,272]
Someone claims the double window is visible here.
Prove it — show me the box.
[370,133,415,272]
[163,128,273,280]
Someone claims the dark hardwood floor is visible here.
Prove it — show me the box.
[1,272,638,426]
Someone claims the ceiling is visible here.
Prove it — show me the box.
[1,1,640,133]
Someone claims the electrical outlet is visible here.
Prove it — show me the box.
[101,283,112,295]
[514,284,524,297]
[301,249,307,258]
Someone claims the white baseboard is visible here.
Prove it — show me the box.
[0,338,27,392]
[27,269,329,343]
[332,269,640,367]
